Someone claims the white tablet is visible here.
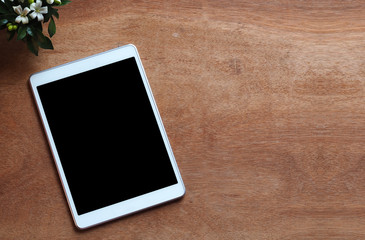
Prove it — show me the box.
[30,44,185,229]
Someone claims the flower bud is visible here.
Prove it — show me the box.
[28,0,34,4]
[54,0,61,4]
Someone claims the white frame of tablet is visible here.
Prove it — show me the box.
[29,44,185,229]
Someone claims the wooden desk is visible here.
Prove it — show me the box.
[1,1,365,238]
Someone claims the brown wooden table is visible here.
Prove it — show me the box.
[1,1,365,239]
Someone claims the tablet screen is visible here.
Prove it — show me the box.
[37,57,178,215]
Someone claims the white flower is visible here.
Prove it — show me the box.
[13,5,30,24]
[46,0,53,4]
[29,0,48,22]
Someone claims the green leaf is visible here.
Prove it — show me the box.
[48,17,56,37]
[44,7,59,22]
[17,25,27,40]
[36,31,54,49]
[0,19,8,26]
[0,13,16,22]
[38,36,53,49]
[3,0,14,12]
[52,8,59,19]
[34,21,43,32]
[43,11,51,22]
[0,1,9,14]
[27,37,39,56]
[26,26,35,37]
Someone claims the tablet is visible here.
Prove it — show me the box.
[30,44,185,229]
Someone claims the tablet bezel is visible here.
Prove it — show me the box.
[29,44,185,229]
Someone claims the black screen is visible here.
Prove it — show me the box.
[37,57,178,215]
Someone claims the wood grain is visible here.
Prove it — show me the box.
[1,0,365,239]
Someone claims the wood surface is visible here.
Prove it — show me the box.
[1,0,365,239]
